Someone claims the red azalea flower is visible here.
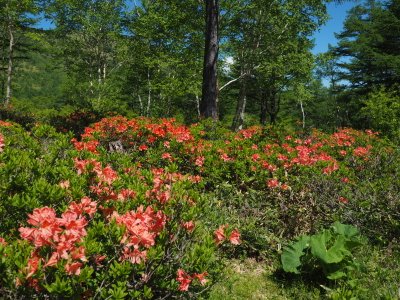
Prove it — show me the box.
[182,221,195,232]
[193,272,208,286]
[139,144,148,151]
[281,183,290,190]
[267,179,279,188]
[117,189,136,201]
[195,156,205,167]
[162,152,173,161]
[0,134,5,152]
[229,229,241,245]
[65,262,83,276]
[214,225,227,245]
[93,254,106,265]
[26,253,41,278]
[220,153,231,162]
[59,180,70,189]
[341,177,350,183]
[176,269,192,291]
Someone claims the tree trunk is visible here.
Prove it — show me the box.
[147,68,151,116]
[232,76,247,131]
[195,94,200,118]
[138,94,143,115]
[300,100,305,129]
[5,22,14,107]
[260,89,280,125]
[267,90,280,125]
[260,95,268,126]
[200,0,219,120]
[0,36,6,99]
[269,111,277,124]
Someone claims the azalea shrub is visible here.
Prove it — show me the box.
[0,116,398,298]
[70,116,399,242]
[0,120,241,299]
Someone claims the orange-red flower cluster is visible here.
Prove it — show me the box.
[182,221,195,232]
[74,158,118,185]
[353,146,372,157]
[19,199,96,278]
[71,138,99,154]
[113,206,166,264]
[0,120,12,127]
[176,269,208,291]
[0,133,4,152]
[214,225,241,245]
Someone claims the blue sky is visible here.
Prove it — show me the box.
[312,2,359,54]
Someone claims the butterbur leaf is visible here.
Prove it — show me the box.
[310,231,350,264]
[281,235,310,274]
[326,270,346,280]
[332,222,359,239]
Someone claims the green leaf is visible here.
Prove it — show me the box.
[310,231,350,264]
[43,276,73,295]
[281,235,310,274]
[326,270,346,280]
[331,222,359,239]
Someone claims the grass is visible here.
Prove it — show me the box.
[208,259,288,300]
[207,244,400,300]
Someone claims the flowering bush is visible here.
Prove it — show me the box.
[0,120,238,299]
[0,116,398,298]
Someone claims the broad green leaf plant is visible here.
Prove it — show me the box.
[281,222,363,280]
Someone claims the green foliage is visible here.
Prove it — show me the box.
[362,87,400,142]
[281,235,310,274]
[0,123,76,233]
[334,1,400,91]
[329,0,400,131]
[12,50,66,107]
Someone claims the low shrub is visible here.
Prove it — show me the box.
[0,116,398,298]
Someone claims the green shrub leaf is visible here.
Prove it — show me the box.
[310,231,350,264]
[281,235,310,274]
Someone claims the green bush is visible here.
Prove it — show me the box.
[362,87,400,142]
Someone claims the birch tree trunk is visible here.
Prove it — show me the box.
[146,68,151,116]
[0,40,6,99]
[231,76,247,131]
[195,94,200,118]
[300,100,306,129]
[5,21,14,107]
[138,94,143,115]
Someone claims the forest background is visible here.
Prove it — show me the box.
[0,0,399,141]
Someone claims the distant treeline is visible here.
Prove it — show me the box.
[0,0,399,140]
